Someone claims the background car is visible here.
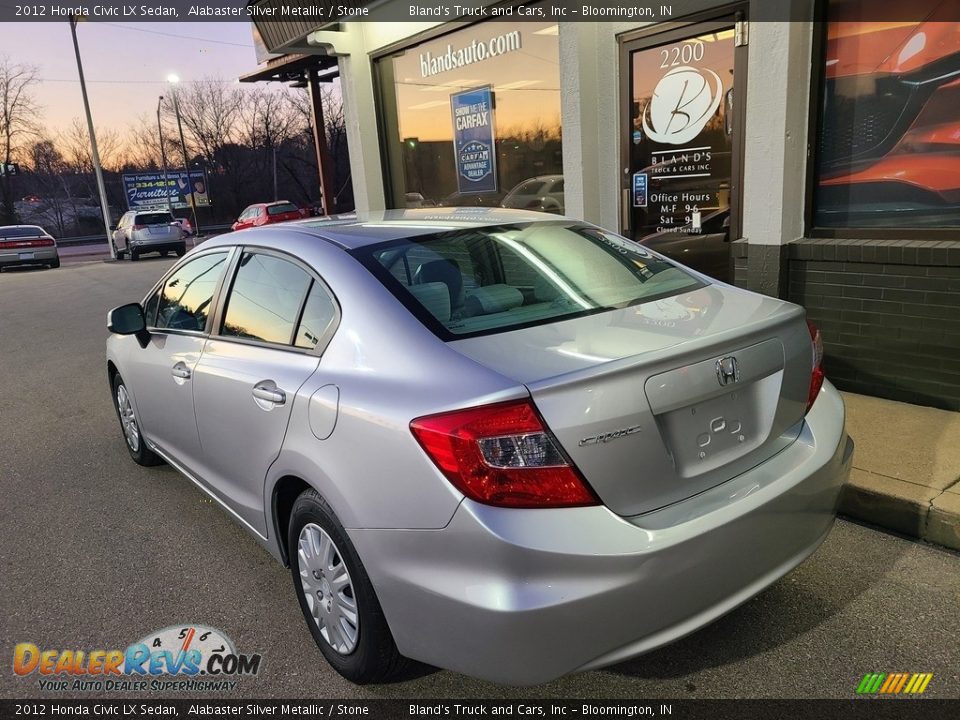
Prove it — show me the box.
[111,211,186,261]
[232,201,304,231]
[106,209,849,686]
[172,217,195,237]
[0,225,59,271]
[501,175,565,214]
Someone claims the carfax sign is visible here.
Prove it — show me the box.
[450,86,498,194]
[122,170,210,211]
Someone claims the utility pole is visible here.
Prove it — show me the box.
[69,15,115,259]
[157,96,173,214]
[167,75,201,236]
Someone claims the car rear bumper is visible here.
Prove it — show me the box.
[0,248,59,267]
[350,380,852,685]
[130,238,185,253]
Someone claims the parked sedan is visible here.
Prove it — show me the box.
[232,201,304,231]
[106,209,851,685]
[112,211,186,261]
[501,175,565,214]
[0,225,60,270]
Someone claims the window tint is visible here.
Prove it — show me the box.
[295,281,338,350]
[359,222,703,338]
[267,202,299,216]
[0,226,44,238]
[135,212,173,225]
[221,252,311,345]
[155,251,229,332]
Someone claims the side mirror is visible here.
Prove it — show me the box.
[107,303,150,348]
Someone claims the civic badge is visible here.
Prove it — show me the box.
[716,356,740,386]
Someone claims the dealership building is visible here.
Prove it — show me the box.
[244,0,960,411]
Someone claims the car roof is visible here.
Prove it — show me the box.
[203,208,563,252]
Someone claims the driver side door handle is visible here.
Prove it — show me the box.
[170,362,192,380]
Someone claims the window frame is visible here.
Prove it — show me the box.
[804,0,960,241]
[209,245,342,357]
[142,247,236,337]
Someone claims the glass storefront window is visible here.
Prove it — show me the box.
[375,18,562,212]
[813,0,960,229]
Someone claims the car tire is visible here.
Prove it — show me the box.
[48,257,60,269]
[111,373,163,467]
[113,241,125,260]
[288,489,407,684]
[159,250,168,258]
[130,248,139,262]
[175,244,186,257]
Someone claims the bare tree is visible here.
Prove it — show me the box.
[24,138,73,236]
[0,56,41,224]
[59,117,123,174]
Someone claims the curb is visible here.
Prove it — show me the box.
[838,455,960,552]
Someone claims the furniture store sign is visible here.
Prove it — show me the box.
[451,86,498,194]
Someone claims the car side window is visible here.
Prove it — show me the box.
[144,289,160,327]
[295,281,337,350]
[221,252,311,345]
[155,251,229,332]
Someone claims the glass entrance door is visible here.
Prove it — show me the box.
[621,19,745,282]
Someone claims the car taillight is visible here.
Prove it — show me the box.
[410,399,598,508]
[0,237,55,249]
[806,320,825,413]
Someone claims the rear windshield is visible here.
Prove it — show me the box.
[135,213,173,225]
[0,226,44,238]
[354,222,704,340]
[267,203,299,216]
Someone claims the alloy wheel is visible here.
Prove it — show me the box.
[297,523,359,654]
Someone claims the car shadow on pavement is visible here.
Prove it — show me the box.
[601,546,888,681]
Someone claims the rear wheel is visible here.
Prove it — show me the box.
[175,243,186,257]
[130,247,140,262]
[159,250,169,258]
[48,257,60,269]
[113,241,125,260]
[111,373,163,467]
[288,489,406,684]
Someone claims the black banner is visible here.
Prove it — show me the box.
[0,700,957,720]
[4,0,960,24]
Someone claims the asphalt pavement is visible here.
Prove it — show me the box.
[1,258,958,700]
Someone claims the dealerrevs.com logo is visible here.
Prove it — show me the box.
[13,625,262,692]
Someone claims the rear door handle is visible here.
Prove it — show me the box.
[170,362,192,380]
[252,385,286,405]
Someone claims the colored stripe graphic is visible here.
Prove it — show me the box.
[857,672,933,695]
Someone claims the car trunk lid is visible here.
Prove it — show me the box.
[449,283,812,516]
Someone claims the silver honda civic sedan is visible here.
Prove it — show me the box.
[106,208,852,685]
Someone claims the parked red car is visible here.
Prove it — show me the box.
[231,201,305,231]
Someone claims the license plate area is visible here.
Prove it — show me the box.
[654,371,782,478]
[18,252,35,260]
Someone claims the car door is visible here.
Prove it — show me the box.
[125,249,233,473]
[191,249,327,535]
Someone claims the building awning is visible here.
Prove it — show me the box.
[238,53,339,84]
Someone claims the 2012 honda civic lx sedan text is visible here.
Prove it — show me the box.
[105,208,853,686]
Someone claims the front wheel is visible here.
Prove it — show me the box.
[111,373,163,467]
[130,248,140,262]
[288,489,406,684]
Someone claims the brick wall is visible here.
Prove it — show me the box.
[786,239,960,411]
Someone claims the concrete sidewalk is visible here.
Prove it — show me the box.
[840,391,960,551]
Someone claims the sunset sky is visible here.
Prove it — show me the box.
[7,22,260,137]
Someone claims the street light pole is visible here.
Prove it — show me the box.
[167,76,201,236]
[69,14,115,259]
[157,96,173,214]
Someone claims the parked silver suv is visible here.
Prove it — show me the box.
[111,211,186,261]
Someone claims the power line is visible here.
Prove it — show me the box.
[97,23,253,48]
